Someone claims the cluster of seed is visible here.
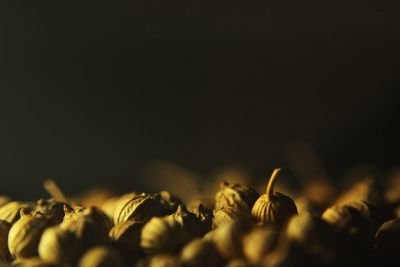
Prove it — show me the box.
[0,168,399,267]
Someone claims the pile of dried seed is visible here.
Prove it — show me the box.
[0,168,399,267]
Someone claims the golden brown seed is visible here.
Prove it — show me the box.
[212,206,250,228]
[286,213,334,262]
[204,219,252,260]
[251,168,297,225]
[141,214,190,254]
[225,259,253,267]
[8,212,57,259]
[38,226,80,264]
[0,219,11,261]
[60,206,111,249]
[77,246,124,267]
[113,193,167,225]
[170,205,204,237]
[0,201,33,224]
[180,239,222,267]
[147,254,181,267]
[321,202,372,245]
[141,205,203,254]
[287,213,322,245]
[112,192,138,222]
[263,250,292,267]
[0,196,10,208]
[11,257,60,267]
[109,220,144,258]
[262,236,297,267]
[215,181,259,211]
[242,225,279,264]
[321,202,371,231]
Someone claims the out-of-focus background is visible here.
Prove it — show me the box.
[0,1,399,199]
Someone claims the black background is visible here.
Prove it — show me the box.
[0,1,400,199]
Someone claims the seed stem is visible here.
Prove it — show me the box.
[43,179,67,203]
[266,168,281,200]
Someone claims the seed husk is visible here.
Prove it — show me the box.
[113,193,168,225]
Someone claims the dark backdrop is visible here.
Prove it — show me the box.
[0,1,400,199]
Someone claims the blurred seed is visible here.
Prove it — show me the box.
[0,201,33,224]
[0,220,11,261]
[8,211,57,259]
[38,226,80,264]
[181,239,223,267]
[78,246,124,267]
